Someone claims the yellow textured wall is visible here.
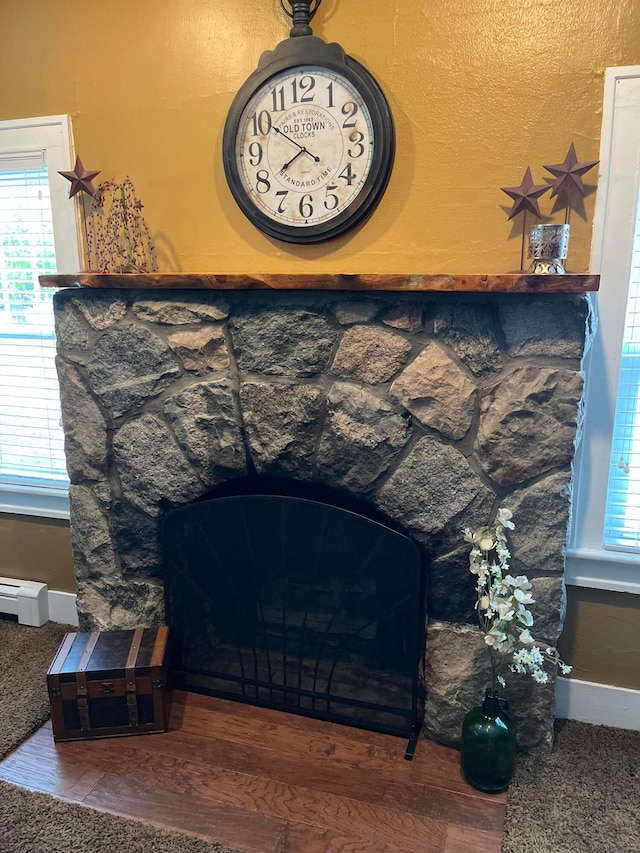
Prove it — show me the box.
[1,0,638,273]
[1,1,639,689]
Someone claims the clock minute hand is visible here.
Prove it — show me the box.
[273,126,305,152]
[274,127,321,164]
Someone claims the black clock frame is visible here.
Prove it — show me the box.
[222,36,395,244]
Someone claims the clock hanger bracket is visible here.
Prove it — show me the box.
[279,0,322,38]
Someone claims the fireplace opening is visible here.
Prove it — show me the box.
[162,483,425,757]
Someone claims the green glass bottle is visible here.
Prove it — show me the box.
[461,689,516,793]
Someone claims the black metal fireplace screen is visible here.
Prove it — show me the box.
[163,492,424,752]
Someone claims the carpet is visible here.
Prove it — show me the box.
[0,618,240,853]
[502,718,640,853]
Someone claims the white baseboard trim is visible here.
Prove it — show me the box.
[555,675,640,730]
[47,590,78,627]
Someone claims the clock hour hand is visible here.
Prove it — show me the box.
[281,149,305,171]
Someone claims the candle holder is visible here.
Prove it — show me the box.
[527,223,570,274]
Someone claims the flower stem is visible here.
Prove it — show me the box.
[489,647,497,695]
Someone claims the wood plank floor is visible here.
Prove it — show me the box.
[0,691,506,852]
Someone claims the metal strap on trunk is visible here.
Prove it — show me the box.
[125,628,144,727]
[150,625,169,670]
[76,632,100,731]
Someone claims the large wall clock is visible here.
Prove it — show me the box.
[222,0,395,244]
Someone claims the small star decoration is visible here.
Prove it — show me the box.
[58,156,101,198]
[500,166,550,220]
[543,143,598,199]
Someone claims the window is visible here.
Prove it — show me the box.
[567,68,640,594]
[0,116,81,519]
[603,191,640,551]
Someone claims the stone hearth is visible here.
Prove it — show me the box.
[52,285,591,751]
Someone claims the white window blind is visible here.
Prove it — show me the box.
[0,116,81,519]
[603,189,640,551]
[0,161,66,490]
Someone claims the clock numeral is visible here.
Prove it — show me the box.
[299,75,316,102]
[251,110,272,136]
[291,75,316,104]
[326,82,334,109]
[338,163,356,186]
[275,190,288,213]
[248,142,263,167]
[255,170,271,194]
[271,87,286,112]
[299,194,314,218]
[348,131,365,159]
[298,193,313,219]
[324,185,339,211]
[341,101,358,128]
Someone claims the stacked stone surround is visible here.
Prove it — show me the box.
[53,286,591,751]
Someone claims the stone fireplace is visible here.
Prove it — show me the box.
[50,279,592,752]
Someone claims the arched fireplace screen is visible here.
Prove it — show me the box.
[163,494,424,748]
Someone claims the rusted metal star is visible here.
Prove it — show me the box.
[544,143,598,199]
[58,156,101,198]
[501,167,550,220]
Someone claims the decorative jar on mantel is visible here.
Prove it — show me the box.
[528,223,570,274]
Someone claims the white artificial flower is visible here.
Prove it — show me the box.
[469,561,490,579]
[497,601,515,621]
[484,628,507,649]
[504,574,532,591]
[529,646,544,664]
[516,605,534,626]
[495,542,511,561]
[497,508,515,529]
[479,536,495,552]
[497,675,506,688]
[514,588,535,605]
[560,662,573,675]
[518,628,534,644]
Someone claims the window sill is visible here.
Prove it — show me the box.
[565,547,640,595]
[0,484,70,520]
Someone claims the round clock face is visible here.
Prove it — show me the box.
[236,65,374,231]
[224,52,394,244]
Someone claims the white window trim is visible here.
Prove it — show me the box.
[0,115,81,520]
[567,67,640,593]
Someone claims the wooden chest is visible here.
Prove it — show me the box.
[47,626,170,742]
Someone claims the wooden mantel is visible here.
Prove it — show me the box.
[39,272,599,293]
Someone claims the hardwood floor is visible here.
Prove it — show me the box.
[0,690,506,852]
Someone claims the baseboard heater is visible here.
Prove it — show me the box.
[0,576,49,626]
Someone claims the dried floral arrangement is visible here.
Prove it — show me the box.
[85,177,157,274]
[59,157,157,273]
